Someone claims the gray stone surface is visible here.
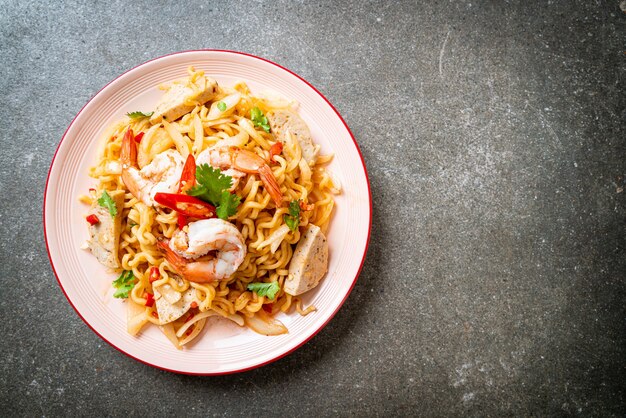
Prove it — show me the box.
[1,0,624,416]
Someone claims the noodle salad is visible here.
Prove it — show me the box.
[80,67,339,348]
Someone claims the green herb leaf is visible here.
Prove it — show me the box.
[187,164,240,219]
[250,106,270,133]
[188,164,233,203]
[288,200,301,217]
[284,214,298,231]
[97,191,118,217]
[217,101,227,112]
[284,200,301,232]
[216,190,241,220]
[126,111,154,119]
[247,281,280,300]
[112,270,135,298]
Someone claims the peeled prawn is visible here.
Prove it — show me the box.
[196,146,283,206]
[159,218,246,283]
[120,128,185,206]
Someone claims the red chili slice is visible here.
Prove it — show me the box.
[153,192,216,219]
[178,154,196,194]
[144,292,155,307]
[148,267,160,283]
[177,213,188,229]
[134,132,144,143]
[174,154,197,227]
[86,214,100,225]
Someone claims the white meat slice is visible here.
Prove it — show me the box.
[153,284,195,324]
[86,190,125,269]
[150,76,218,124]
[266,110,319,164]
[284,224,328,296]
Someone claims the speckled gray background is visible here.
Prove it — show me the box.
[1,0,625,416]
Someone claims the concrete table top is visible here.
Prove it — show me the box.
[1,1,624,416]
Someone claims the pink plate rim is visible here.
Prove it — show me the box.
[43,49,372,375]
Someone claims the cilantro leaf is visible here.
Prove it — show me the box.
[217,101,227,112]
[97,191,118,217]
[188,164,233,203]
[284,215,298,232]
[112,270,135,298]
[247,281,280,300]
[250,106,270,133]
[126,111,154,119]
[187,164,240,220]
[284,200,301,232]
[216,190,241,220]
[288,200,301,217]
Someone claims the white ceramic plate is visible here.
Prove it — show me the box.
[44,50,371,375]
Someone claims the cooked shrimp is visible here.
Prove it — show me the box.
[120,128,185,206]
[196,146,283,206]
[158,218,246,283]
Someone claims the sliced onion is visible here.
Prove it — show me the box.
[217,130,249,148]
[207,93,241,120]
[225,313,245,327]
[127,300,149,336]
[178,318,207,347]
[162,119,190,158]
[257,224,290,254]
[175,310,244,338]
[176,311,218,338]
[159,323,181,349]
[328,169,342,193]
[298,158,312,183]
[244,310,288,336]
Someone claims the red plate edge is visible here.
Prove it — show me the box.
[43,49,373,376]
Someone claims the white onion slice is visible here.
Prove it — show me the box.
[257,224,290,254]
[126,300,149,336]
[159,323,181,349]
[244,310,288,336]
[207,93,241,120]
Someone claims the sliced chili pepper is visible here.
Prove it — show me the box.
[144,292,155,307]
[154,192,216,219]
[177,213,188,229]
[190,301,198,309]
[178,154,196,194]
[172,154,197,228]
[86,214,100,225]
[269,142,283,162]
[185,326,194,336]
[151,311,159,318]
[149,267,160,283]
[134,132,144,143]
[185,311,196,323]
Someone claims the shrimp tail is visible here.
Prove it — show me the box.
[258,164,283,207]
[121,128,149,203]
[158,239,218,283]
[158,239,186,273]
[120,128,137,169]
